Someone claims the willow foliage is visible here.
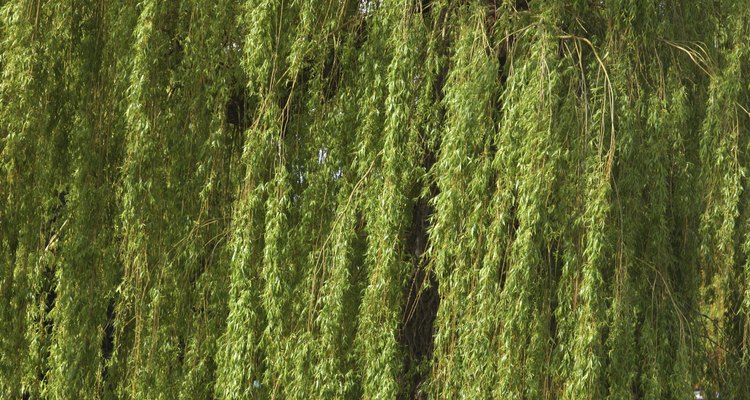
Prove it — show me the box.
[2,0,750,399]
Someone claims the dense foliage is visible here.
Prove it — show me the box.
[1,0,749,398]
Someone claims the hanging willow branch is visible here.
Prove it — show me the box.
[1,0,750,399]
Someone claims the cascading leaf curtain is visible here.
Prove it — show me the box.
[1,0,749,399]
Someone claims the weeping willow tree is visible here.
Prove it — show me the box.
[1,0,749,399]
